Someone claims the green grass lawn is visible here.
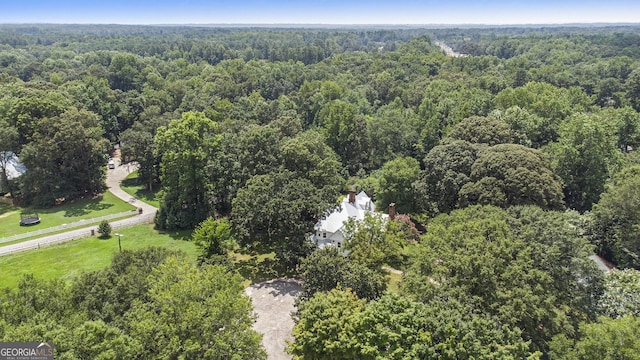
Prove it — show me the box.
[0,224,196,289]
[120,171,161,208]
[0,192,137,238]
[386,270,403,293]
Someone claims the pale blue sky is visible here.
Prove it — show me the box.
[2,0,639,25]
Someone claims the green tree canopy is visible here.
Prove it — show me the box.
[598,269,640,318]
[547,112,622,212]
[343,212,405,269]
[418,140,478,215]
[192,217,235,263]
[550,316,640,360]
[591,165,640,268]
[373,156,421,214]
[1,248,266,359]
[402,205,602,353]
[447,115,522,146]
[154,111,221,229]
[20,108,109,207]
[298,247,387,302]
[458,143,564,210]
[289,289,539,360]
[231,169,340,247]
[126,258,266,359]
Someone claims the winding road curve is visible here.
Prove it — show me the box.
[0,158,157,256]
[1,158,299,360]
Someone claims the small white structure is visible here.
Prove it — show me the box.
[0,152,26,193]
[311,190,389,249]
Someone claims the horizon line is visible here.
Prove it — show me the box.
[2,22,640,27]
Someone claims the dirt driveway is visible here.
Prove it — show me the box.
[245,279,302,360]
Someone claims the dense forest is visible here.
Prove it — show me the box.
[1,24,640,358]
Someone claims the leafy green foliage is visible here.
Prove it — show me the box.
[0,248,265,359]
[19,108,109,207]
[232,170,338,246]
[298,247,386,302]
[3,25,640,359]
[126,258,265,359]
[367,100,421,169]
[192,217,235,263]
[458,144,564,210]
[343,213,405,269]
[591,165,640,268]
[0,120,19,193]
[317,100,369,173]
[418,140,478,214]
[447,115,522,145]
[550,316,640,360]
[289,289,539,360]
[154,111,221,229]
[288,288,365,360]
[97,220,112,238]
[402,206,602,353]
[491,106,550,148]
[373,156,421,214]
[598,269,640,318]
[547,112,622,212]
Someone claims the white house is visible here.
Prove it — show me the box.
[311,190,392,249]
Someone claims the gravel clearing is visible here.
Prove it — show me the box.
[246,279,302,360]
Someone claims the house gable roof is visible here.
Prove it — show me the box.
[314,191,385,234]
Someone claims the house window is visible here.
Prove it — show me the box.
[338,242,341,248]
[323,232,326,238]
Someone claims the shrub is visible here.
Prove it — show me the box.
[97,220,112,238]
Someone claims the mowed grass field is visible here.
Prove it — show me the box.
[0,224,196,289]
[0,192,137,238]
[120,171,161,208]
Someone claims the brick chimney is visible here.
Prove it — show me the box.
[389,203,396,220]
[348,190,356,205]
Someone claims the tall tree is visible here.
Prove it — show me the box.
[316,100,366,173]
[20,108,109,207]
[367,100,419,169]
[154,111,220,229]
[231,170,338,246]
[402,205,602,353]
[298,247,387,302]
[547,112,622,212]
[192,217,235,264]
[126,258,266,359]
[447,115,522,146]
[374,156,421,214]
[343,213,405,269]
[288,288,365,360]
[417,140,478,215]
[289,290,538,360]
[590,165,640,269]
[549,316,640,360]
[458,144,564,210]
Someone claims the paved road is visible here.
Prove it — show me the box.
[0,158,158,256]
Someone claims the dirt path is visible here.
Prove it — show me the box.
[0,211,17,219]
[245,279,302,360]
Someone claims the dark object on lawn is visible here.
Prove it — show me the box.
[20,212,41,226]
